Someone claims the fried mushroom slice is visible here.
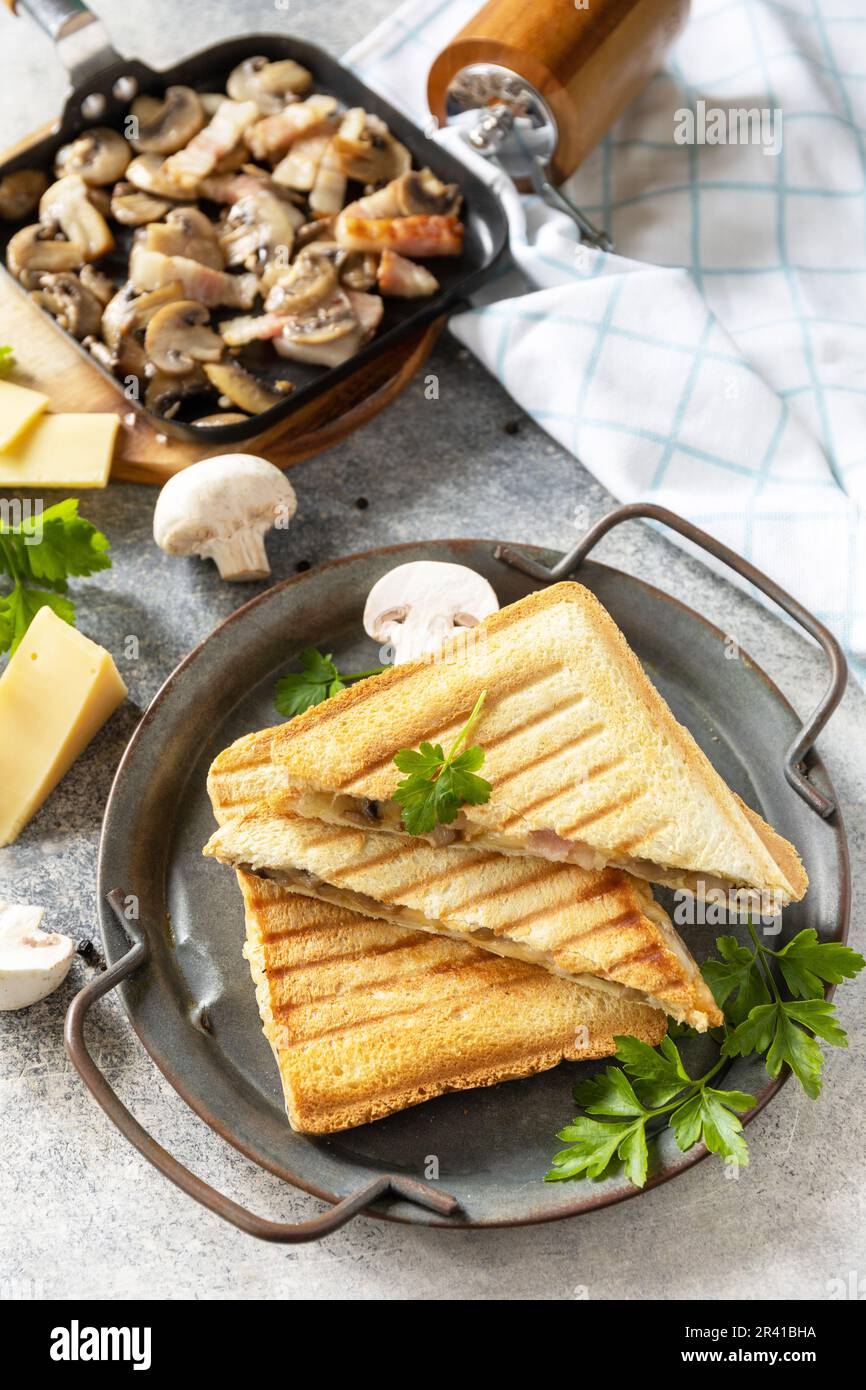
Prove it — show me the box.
[145,363,209,418]
[331,108,411,184]
[227,56,312,113]
[0,169,48,221]
[110,181,172,225]
[218,188,304,271]
[203,359,282,414]
[79,263,116,306]
[262,246,338,316]
[55,127,130,185]
[101,278,186,352]
[39,175,113,261]
[131,86,205,155]
[31,270,104,338]
[6,224,84,277]
[126,154,198,201]
[145,206,224,269]
[144,299,224,375]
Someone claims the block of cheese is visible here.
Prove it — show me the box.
[0,411,119,487]
[0,606,127,847]
[0,378,49,451]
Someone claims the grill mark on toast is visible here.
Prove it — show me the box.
[444,861,561,916]
[377,851,492,900]
[555,787,645,837]
[266,934,440,979]
[552,909,646,951]
[613,819,673,855]
[325,843,412,881]
[490,722,604,791]
[272,956,527,1031]
[482,690,588,755]
[330,661,565,791]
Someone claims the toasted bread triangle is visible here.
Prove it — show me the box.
[238,872,667,1134]
[262,583,807,905]
[207,807,722,1030]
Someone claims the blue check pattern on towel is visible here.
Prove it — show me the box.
[348,0,866,680]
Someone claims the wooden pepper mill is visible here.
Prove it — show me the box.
[428,0,690,189]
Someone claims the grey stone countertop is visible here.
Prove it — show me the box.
[0,0,863,1303]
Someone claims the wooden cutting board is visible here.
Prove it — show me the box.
[1,124,443,485]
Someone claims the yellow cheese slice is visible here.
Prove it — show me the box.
[0,606,127,847]
[0,378,49,451]
[0,412,120,487]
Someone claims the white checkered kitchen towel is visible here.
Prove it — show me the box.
[347,0,866,681]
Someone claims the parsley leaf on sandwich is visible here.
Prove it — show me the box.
[0,499,111,656]
[274,647,386,719]
[393,690,492,835]
[0,345,15,377]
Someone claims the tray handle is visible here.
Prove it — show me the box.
[495,502,847,818]
[64,889,461,1242]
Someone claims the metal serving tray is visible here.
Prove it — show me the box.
[66,506,850,1240]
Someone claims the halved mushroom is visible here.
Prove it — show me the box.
[203,359,282,414]
[145,363,209,416]
[31,270,105,338]
[145,206,224,269]
[55,127,131,185]
[227,56,312,113]
[245,94,338,162]
[363,562,499,665]
[39,175,114,261]
[6,224,85,277]
[0,169,48,221]
[273,287,363,368]
[102,278,186,352]
[293,215,335,251]
[331,108,411,185]
[80,264,116,306]
[144,299,224,375]
[162,100,260,190]
[126,153,198,201]
[110,180,172,225]
[131,86,205,155]
[263,246,338,316]
[218,188,304,270]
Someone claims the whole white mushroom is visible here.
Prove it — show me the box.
[364,561,499,665]
[0,901,75,1011]
[153,453,297,581]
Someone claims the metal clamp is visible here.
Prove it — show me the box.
[64,889,461,1242]
[495,502,847,818]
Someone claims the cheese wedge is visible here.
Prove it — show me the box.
[0,607,127,847]
[0,412,119,488]
[0,379,49,451]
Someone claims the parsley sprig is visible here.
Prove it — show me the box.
[0,498,111,656]
[393,690,492,835]
[274,647,386,719]
[710,923,862,1099]
[0,345,15,377]
[547,1035,755,1188]
[547,926,864,1188]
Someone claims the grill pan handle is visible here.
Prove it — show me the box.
[496,501,847,818]
[5,0,123,88]
[64,889,462,1242]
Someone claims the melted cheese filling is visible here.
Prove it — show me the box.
[290,791,766,901]
[244,862,706,1027]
